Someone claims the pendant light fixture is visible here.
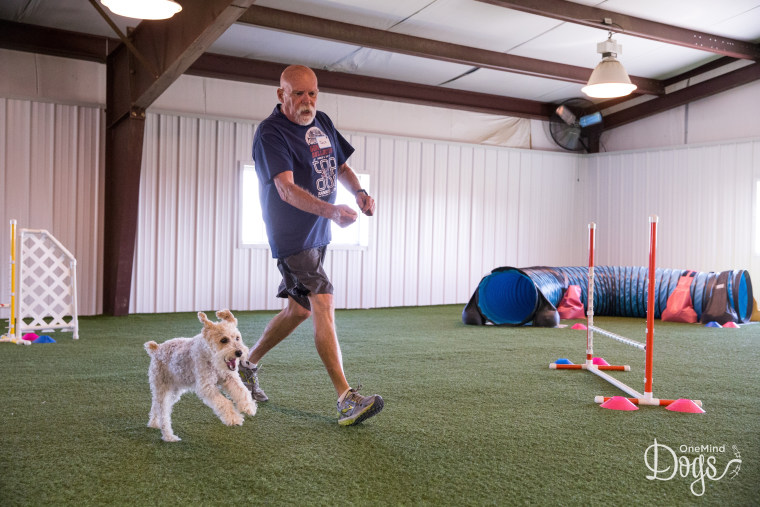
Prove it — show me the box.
[582,33,637,99]
[100,0,182,20]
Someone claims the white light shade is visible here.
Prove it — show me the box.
[101,0,182,20]
[582,56,637,98]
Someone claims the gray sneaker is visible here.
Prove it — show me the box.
[337,387,384,426]
[238,361,269,402]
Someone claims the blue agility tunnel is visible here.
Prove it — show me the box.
[463,266,753,327]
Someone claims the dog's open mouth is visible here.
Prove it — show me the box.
[226,358,238,371]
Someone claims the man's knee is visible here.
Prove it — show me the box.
[286,298,311,321]
[308,293,334,314]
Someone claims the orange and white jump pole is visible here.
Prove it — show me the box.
[1,220,18,342]
[551,216,702,409]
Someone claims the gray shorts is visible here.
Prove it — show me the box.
[276,246,334,311]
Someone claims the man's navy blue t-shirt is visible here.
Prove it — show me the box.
[252,105,355,258]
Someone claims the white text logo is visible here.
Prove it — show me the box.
[644,439,742,496]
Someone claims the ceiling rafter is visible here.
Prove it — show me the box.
[604,62,760,129]
[187,53,554,119]
[475,0,760,60]
[0,14,756,132]
[237,5,663,95]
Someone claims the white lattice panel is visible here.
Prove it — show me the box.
[16,229,79,339]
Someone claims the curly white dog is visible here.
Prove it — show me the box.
[144,310,256,442]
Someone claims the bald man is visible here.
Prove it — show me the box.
[239,65,383,426]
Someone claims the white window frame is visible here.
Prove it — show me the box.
[239,163,371,250]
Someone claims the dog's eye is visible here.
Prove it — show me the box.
[221,337,229,344]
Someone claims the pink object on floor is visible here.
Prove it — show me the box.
[571,323,587,330]
[666,398,705,413]
[592,357,610,366]
[600,396,638,411]
[723,322,739,328]
[557,285,586,319]
[22,333,39,341]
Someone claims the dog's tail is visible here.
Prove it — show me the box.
[144,341,159,355]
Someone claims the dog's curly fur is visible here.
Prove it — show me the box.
[144,310,256,442]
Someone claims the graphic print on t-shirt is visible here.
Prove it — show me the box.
[306,126,337,198]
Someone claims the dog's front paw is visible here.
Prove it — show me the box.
[162,433,181,442]
[239,400,257,417]
[222,412,245,426]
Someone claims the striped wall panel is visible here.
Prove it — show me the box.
[0,99,103,317]
[2,99,757,317]
[128,112,583,313]
[583,141,759,279]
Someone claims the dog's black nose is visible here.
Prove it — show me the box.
[235,350,242,357]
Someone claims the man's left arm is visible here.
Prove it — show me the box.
[337,162,375,216]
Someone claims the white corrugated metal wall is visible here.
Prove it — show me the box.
[0,98,103,316]
[1,99,758,316]
[129,112,583,313]
[583,141,759,279]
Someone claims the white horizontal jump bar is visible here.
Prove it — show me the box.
[588,366,644,399]
[589,326,646,351]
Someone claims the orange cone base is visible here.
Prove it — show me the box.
[665,398,706,413]
[600,396,639,411]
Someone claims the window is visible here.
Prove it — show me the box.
[240,164,370,248]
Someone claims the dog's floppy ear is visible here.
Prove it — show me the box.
[216,309,237,325]
[198,312,212,326]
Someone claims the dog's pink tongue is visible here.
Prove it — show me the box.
[227,359,237,371]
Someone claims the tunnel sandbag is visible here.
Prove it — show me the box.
[462,288,486,325]
[662,272,698,323]
[701,271,739,325]
[464,265,753,326]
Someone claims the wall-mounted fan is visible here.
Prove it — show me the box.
[549,98,603,152]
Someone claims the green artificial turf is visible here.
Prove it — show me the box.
[1,306,758,505]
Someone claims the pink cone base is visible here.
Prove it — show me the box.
[723,322,739,328]
[665,398,705,413]
[571,323,588,330]
[600,396,639,411]
[592,357,610,366]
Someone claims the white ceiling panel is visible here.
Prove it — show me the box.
[389,0,562,52]
[441,67,583,101]
[254,0,436,30]
[321,48,473,86]
[210,25,361,69]
[577,0,760,38]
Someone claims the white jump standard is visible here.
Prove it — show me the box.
[1,219,79,343]
[550,216,703,411]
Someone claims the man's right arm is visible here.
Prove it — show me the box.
[273,171,358,228]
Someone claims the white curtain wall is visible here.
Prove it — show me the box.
[1,98,758,316]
